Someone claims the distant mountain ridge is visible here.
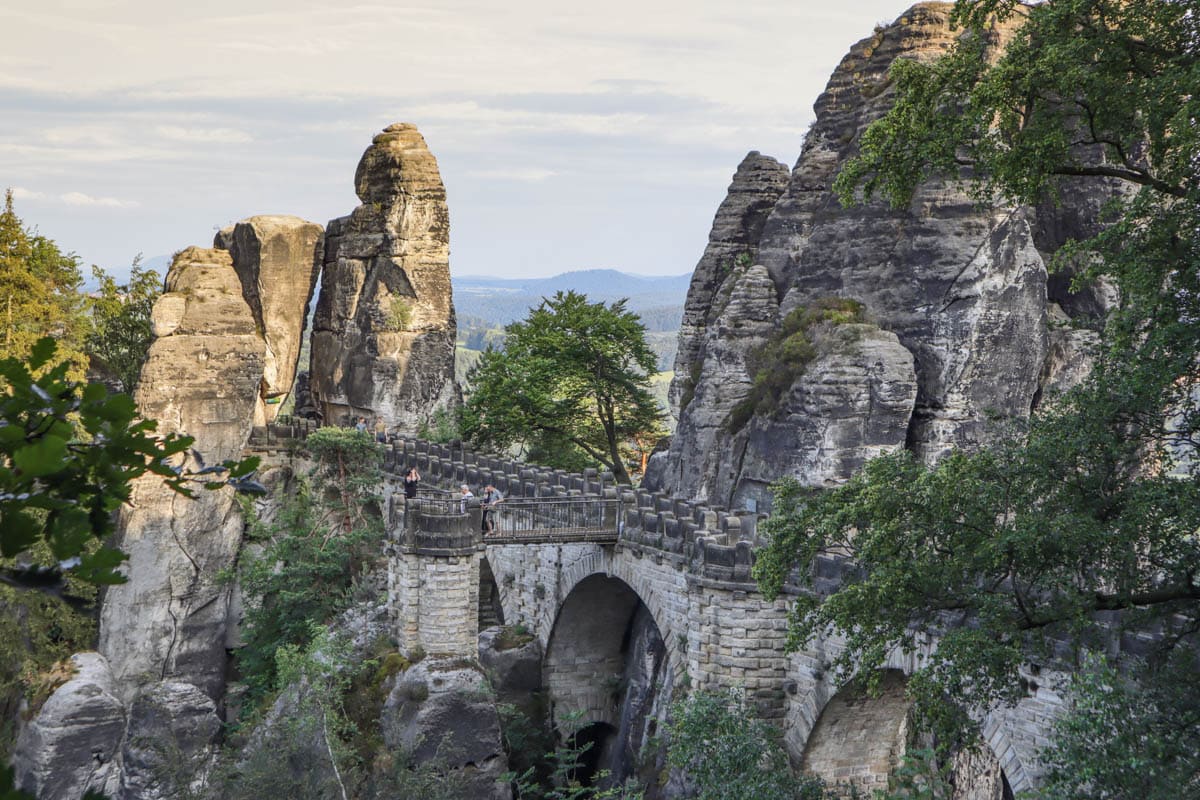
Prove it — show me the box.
[452,268,691,328]
[453,268,691,296]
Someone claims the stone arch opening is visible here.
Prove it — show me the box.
[478,556,504,630]
[544,574,669,789]
[800,670,1013,798]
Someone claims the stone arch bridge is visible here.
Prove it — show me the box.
[249,426,1061,795]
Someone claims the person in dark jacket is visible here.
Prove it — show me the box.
[403,466,420,499]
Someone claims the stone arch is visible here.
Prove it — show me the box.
[542,571,672,737]
[797,666,1022,798]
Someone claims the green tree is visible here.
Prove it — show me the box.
[461,291,665,484]
[1039,654,1200,799]
[236,428,383,699]
[666,690,833,800]
[0,190,88,378]
[757,0,1200,772]
[86,259,161,393]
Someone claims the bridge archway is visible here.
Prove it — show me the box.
[543,573,671,787]
[799,669,1019,798]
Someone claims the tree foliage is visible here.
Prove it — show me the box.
[1039,654,1200,799]
[461,290,665,484]
[0,337,210,588]
[86,259,161,394]
[237,428,384,700]
[0,190,88,378]
[757,0,1200,775]
[666,690,834,800]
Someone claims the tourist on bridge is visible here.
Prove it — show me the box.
[374,417,387,443]
[481,484,504,535]
[459,484,474,514]
[355,416,368,434]
[403,466,421,499]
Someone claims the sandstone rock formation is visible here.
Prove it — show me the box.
[118,681,221,800]
[310,123,459,432]
[216,215,324,423]
[652,2,1113,508]
[99,246,266,702]
[668,152,791,418]
[11,653,125,799]
[728,323,917,510]
[382,657,512,800]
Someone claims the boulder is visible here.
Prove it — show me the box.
[11,652,125,800]
[478,626,542,697]
[382,656,511,800]
[310,123,460,432]
[118,681,221,800]
[218,215,324,423]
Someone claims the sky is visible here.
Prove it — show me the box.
[1,0,909,282]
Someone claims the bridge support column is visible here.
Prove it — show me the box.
[388,499,483,657]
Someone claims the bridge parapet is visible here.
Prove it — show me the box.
[382,435,769,587]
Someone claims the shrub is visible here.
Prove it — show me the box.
[728,297,866,432]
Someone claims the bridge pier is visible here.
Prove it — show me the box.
[388,498,484,657]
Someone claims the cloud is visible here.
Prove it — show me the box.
[7,186,139,209]
[467,167,557,182]
[155,125,254,144]
[60,191,139,209]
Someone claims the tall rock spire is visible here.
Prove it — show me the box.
[309,122,459,431]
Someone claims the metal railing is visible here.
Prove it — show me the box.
[390,494,622,545]
[484,497,621,544]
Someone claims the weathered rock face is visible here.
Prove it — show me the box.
[653,264,781,503]
[653,3,1110,506]
[382,657,512,800]
[118,681,221,800]
[99,246,266,702]
[310,122,459,433]
[478,626,543,697]
[217,215,324,423]
[12,652,125,800]
[727,324,917,511]
[668,152,791,419]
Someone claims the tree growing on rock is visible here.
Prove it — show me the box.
[85,259,161,394]
[757,0,1200,789]
[461,290,666,484]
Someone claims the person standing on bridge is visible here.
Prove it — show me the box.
[459,484,474,514]
[481,484,503,535]
[403,466,421,499]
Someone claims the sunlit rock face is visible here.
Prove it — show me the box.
[651,3,1110,509]
[217,215,324,423]
[98,246,266,703]
[309,122,460,432]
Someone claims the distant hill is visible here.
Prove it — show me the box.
[452,269,691,328]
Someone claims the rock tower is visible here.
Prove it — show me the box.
[648,2,1110,510]
[309,122,460,432]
